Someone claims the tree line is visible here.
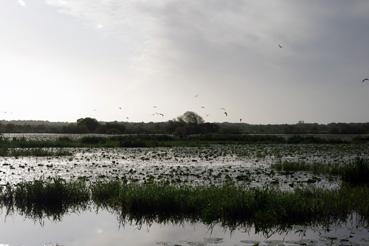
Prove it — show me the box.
[1,111,369,135]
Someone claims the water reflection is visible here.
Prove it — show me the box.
[1,208,369,246]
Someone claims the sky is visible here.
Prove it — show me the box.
[1,0,369,123]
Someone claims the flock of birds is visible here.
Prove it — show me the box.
[1,45,369,122]
[91,43,369,124]
[106,96,243,123]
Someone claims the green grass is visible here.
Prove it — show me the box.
[0,147,71,157]
[0,179,89,220]
[272,158,369,186]
[1,179,369,231]
[91,182,369,230]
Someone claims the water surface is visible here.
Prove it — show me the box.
[1,209,369,246]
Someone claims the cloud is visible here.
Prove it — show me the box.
[41,0,369,122]
[17,0,26,7]
[41,0,369,85]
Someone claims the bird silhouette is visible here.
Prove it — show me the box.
[240,118,242,122]
[224,112,228,117]
[118,107,122,110]
[201,106,205,109]
[153,112,165,117]
[194,94,199,98]
[278,44,283,48]
[362,78,369,83]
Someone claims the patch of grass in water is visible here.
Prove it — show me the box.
[91,182,369,230]
[272,158,369,186]
[1,180,369,231]
[0,147,71,157]
[0,179,89,220]
[271,161,342,175]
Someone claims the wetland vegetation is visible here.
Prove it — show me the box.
[1,133,368,151]
[0,132,368,245]
[0,147,72,157]
[1,179,369,232]
[272,158,369,185]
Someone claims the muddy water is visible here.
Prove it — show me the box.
[0,208,368,246]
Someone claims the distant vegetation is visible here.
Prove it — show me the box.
[0,133,368,149]
[2,113,369,135]
[0,147,71,157]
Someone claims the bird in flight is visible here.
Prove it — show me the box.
[362,78,369,83]
[118,107,122,110]
[153,112,164,117]
[278,44,283,48]
[240,118,242,122]
[194,94,199,98]
[201,106,205,109]
[224,112,228,117]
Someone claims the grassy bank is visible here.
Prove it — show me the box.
[0,134,367,149]
[272,158,369,186]
[1,179,369,230]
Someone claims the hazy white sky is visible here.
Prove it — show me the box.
[1,0,369,123]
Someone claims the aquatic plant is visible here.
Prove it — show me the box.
[0,179,89,220]
[272,158,369,186]
[1,180,369,230]
[0,147,71,157]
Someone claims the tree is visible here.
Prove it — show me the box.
[167,111,219,137]
[76,118,100,133]
[177,111,204,124]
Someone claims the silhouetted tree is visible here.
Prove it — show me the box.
[167,111,219,137]
[76,118,100,133]
[177,111,204,124]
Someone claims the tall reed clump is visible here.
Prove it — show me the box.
[0,179,89,220]
[91,182,369,230]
